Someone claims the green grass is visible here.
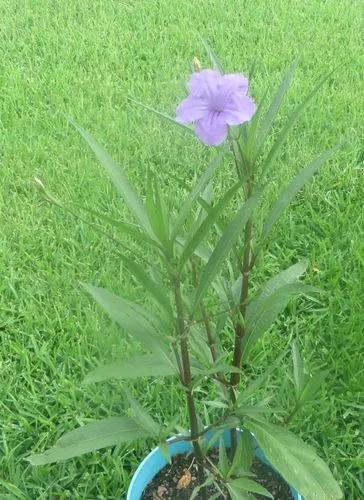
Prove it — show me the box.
[0,0,363,498]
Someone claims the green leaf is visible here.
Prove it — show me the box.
[227,484,255,500]
[179,181,240,270]
[146,168,170,245]
[82,353,176,384]
[219,438,230,477]
[240,431,255,471]
[298,370,329,407]
[76,205,162,249]
[204,400,228,409]
[229,432,244,477]
[247,260,308,322]
[194,191,262,309]
[261,72,333,177]
[191,475,215,500]
[172,149,227,240]
[261,144,341,244]
[228,477,273,499]
[292,339,305,398]
[127,97,195,135]
[245,419,343,500]
[27,417,148,465]
[255,62,297,157]
[243,283,318,360]
[158,440,171,463]
[116,252,173,317]
[68,118,152,235]
[245,88,269,162]
[194,364,241,376]
[125,389,159,436]
[236,359,282,405]
[229,431,255,477]
[199,36,224,73]
[83,284,168,354]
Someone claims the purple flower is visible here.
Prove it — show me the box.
[176,69,256,146]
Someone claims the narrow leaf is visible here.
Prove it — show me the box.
[68,118,152,235]
[146,168,170,244]
[172,149,227,240]
[299,370,329,407]
[245,418,343,500]
[261,144,341,243]
[243,283,318,359]
[247,260,308,322]
[125,389,159,436]
[229,432,244,477]
[83,353,176,385]
[179,181,240,270]
[27,417,148,465]
[219,438,230,477]
[228,477,273,499]
[292,339,305,398]
[240,431,255,471]
[194,191,262,309]
[227,484,255,500]
[199,36,224,73]
[255,62,297,156]
[116,252,173,317]
[127,97,195,135]
[83,284,167,354]
[76,205,161,249]
[261,72,334,177]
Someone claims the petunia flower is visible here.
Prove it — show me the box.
[176,69,256,146]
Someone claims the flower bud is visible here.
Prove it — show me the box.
[33,176,45,191]
[192,57,201,72]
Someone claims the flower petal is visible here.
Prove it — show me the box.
[195,111,228,146]
[176,94,208,123]
[187,69,221,99]
[212,73,249,111]
[222,94,257,126]
[221,73,249,95]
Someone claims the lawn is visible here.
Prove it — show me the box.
[0,0,363,498]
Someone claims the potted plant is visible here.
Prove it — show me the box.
[29,44,342,499]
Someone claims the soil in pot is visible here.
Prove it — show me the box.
[142,451,294,499]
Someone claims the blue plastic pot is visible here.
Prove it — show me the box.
[127,428,302,499]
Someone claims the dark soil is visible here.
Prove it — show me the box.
[142,451,294,499]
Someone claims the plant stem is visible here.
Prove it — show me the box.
[173,277,207,497]
[191,258,230,394]
[229,143,254,456]
[191,259,218,362]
